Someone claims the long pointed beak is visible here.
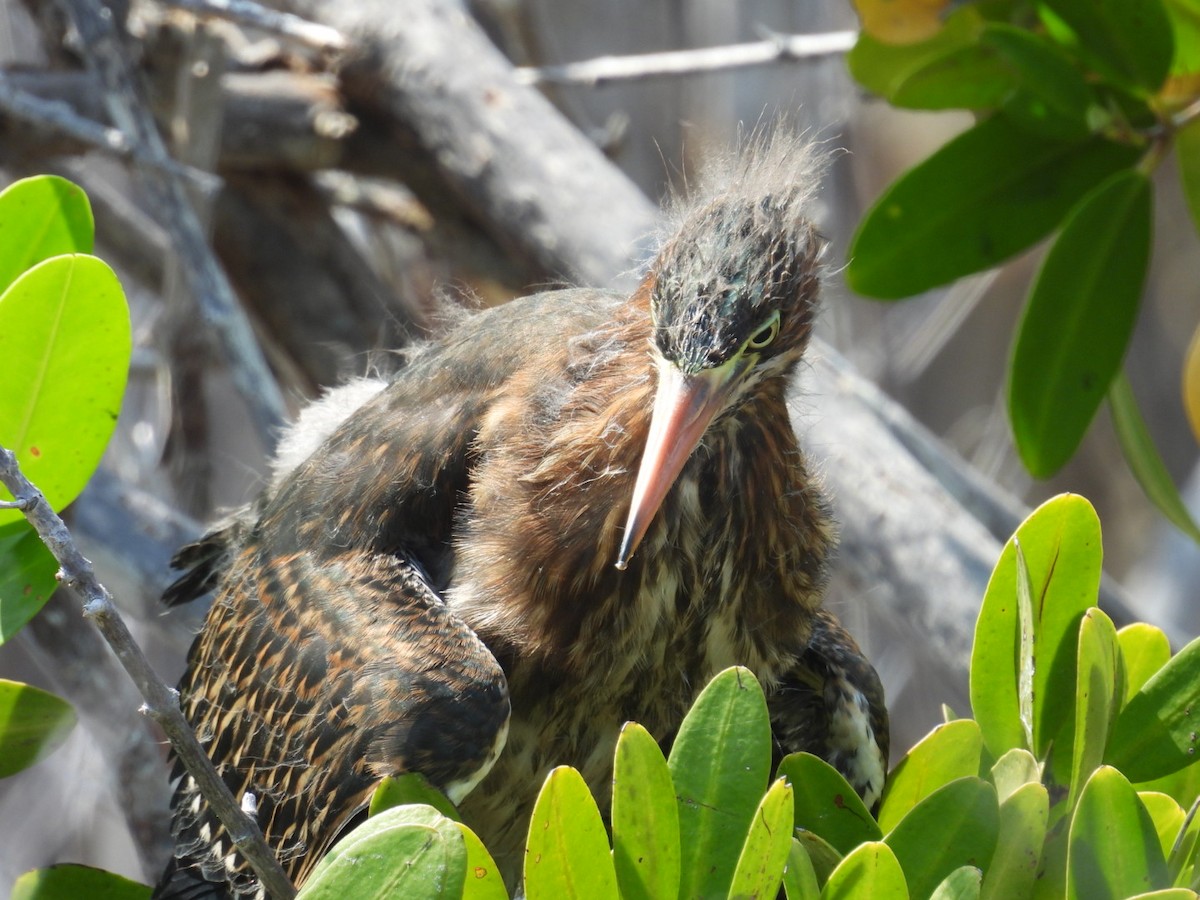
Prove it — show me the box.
[615,359,741,570]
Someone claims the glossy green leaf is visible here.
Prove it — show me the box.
[1110,373,1200,543]
[1179,116,1200,237]
[980,782,1049,900]
[1067,608,1123,809]
[369,772,461,821]
[0,679,76,778]
[1120,624,1174,706]
[970,494,1102,760]
[1137,764,1200,811]
[1126,890,1200,899]
[983,25,1093,138]
[781,752,882,855]
[783,839,821,900]
[1031,815,1071,900]
[847,116,1140,298]
[459,824,508,900]
[1139,791,1187,862]
[0,520,57,644]
[931,866,982,900]
[878,720,982,832]
[885,777,999,900]
[1067,766,1168,899]
[0,175,94,296]
[729,778,794,900]
[524,766,618,899]
[794,830,843,887]
[1164,0,1200,74]
[668,666,771,899]
[848,7,1015,109]
[991,748,1042,803]
[11,864,149,900]
[1108,635,1200,782]
[612,722,680,900]
[1009,169,1151,478]
[0,255,131,526]
[1040,0,1173,90]
[299,804,466,899]
[820,841,908,900]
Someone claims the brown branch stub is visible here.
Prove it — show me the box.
[0,446,297,900]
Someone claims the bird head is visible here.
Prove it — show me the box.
[616,155,824,570]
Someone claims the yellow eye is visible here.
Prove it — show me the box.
[747,313,780,350]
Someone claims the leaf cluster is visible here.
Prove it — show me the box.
[845,0,1200,539]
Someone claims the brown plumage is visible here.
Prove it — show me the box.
[155,135,888,898]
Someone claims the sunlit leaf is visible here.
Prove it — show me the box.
[820,841,908,900]
[885,777,999,900]
[0,679,76,778]
[1184,314,1200,445]
[980,782,1048,900]
[0,255,131,526]
[11,864,149,900]
[1067,767,1168,899]
[991,748,1042,803]
[612,722,680,900]
[1067,608,1123,809]
[1107,635,1200,782]
[1009,169,1151,478]
[524,767,618,899]
[970,495,1102,760]
[877,720,982,832]
[728,778,794,900]
[783,839,821,900]
[1119,624,1174,706]
[847,117,1139,298]
[369,772,461,822]
[781,752,882,855]
[669,667,771,899]
[794,830,843,887]
[931,866,982,900]
[0,175,93,297]
[459,823,508,900]
[1139,791,1187,862]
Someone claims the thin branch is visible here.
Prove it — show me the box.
[0,446,296,900]
[514,29,858,87]
[57,0,288,450]
[161,0,348,51]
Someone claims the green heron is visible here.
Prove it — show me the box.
[154,136,889,898]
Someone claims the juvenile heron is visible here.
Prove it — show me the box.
[155,135,888,898]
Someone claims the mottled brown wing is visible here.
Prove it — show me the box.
[767,610,890,810]
[156,545,509,898]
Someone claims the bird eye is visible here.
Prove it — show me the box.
[747,313,780,350]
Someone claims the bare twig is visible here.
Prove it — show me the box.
[514,29,858,86]
[57,0,288,450]
[0,445,296,900]
[160,0,348,51]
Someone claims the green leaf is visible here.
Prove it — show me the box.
[970,494,1103,760]
[877,720,983,832]
[794,830,843,887]
[885,777,998,900]
[1067,766,1168,899]
[369,772,461,822]
[1067,608,1123,809]
[11,864,149,900]
[1164,0,1200,75]
[820,841,908,900]
[990,748,1042,803]
[931,866,982,900]
[1137,765,1200,811]
[846,116,1140,299]
[1125,890,1200,899]
[612,722,680,900]
[1119,624,1174,706]
[980,782,1049,900]
[459,824,508,900]
[783,839,821,900]
[1110,372,1200,543]
[0,679,76,778]
[1015,540,1036,752]
[1180,119,1200,238]
[781,752,883,855]
[1139,791,1187,862]
[0,176,94,296]
[1107,635,1200,782]
[668,666,771,899]
[0,254,131,525]
[847,7,1016,110]
[729,778,794,900]
[524,766,618,900]
[1040,0,1174,90]
[298,804,465,900]
[1009,169,1151,478]
[983,25,1093,138]
[0,521,57,644]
